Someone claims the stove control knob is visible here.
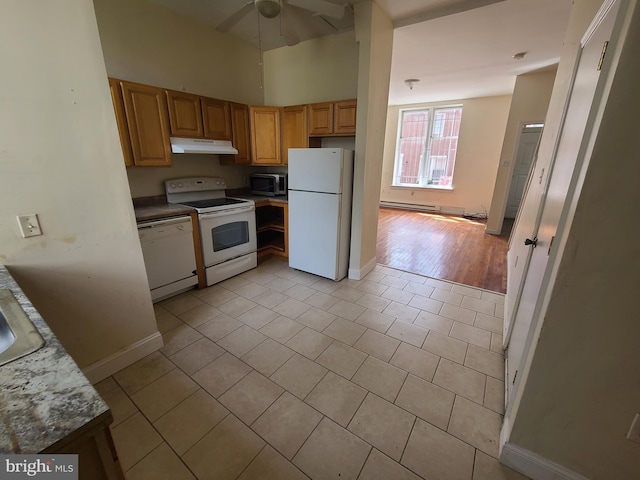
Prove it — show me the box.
[178,182,183,188]
[169,183,176,188]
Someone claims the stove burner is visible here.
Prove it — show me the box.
[179,198,246,209]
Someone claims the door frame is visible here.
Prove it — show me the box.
[504,123,544,220]
[501,0,635,457]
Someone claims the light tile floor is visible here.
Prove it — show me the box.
[96,259,529,480]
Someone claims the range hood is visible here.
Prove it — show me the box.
[170,137,238,155]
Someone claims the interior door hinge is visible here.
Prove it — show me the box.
[597,41,609,71]
[512,370,518,385]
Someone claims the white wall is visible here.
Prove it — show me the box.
[486,68,558,233]
[0,0,159,375]
[263,31,359,105]
[349,1,394,278]
[380,96,512,215]
[93,0,264,196]
[505,0,640,478]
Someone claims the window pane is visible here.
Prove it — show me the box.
[396,110,429,185]
[425,107,461,186]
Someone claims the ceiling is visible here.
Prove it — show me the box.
[142,0,573,105]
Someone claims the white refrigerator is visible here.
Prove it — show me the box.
[288,148,354,281]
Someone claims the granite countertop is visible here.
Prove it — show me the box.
[0,266,111,454]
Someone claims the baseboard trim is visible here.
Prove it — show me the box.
[83,332,164,384]
[500,442,589,480]
[348,256,377,280]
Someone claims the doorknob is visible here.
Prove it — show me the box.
[524,237,538,247]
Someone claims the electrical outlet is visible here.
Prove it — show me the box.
[626,413,640,444]
[17,214,42,238]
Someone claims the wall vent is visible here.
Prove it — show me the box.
[379,201,441,213]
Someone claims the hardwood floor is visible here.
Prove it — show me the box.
[376,207,510,293]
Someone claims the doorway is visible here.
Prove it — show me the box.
[504,124,543,219]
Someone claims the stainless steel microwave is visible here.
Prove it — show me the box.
[249,173,287,196]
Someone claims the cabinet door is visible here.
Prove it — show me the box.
[221,102,251,165]
[281,105,308,165]
[166,90,203,137]
[201,97,232,140]
[333,99,357,135]
[121,81,172,167]
[308,102,334,136]
[250,106,281,165]
[108,78,134,167]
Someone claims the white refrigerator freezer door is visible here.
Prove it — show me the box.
[288,148,345,194]
[288,190,341,280]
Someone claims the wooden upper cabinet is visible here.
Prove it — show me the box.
[166,90,203,137]
[108,78,134,167]
[202,97,232,140]
[250,106,281,165]
[281,105,308,165]
[333,99,357,135]
[308,102,334,136]
[165,91,232,141]
[120,80,172,167]
[221,102,251,166]
[308,99,357,136]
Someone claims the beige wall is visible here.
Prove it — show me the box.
[349,1,394,278]
[263,31,359,105]
[0,0,158,374]
[93,0,263,104]
[93,0,264,196]
[381,96,512,215]
[506,0,640,478]
[486,69,558,233]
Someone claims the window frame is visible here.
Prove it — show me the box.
[392,105,463,190]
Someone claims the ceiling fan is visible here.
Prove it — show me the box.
[217,0,346,46]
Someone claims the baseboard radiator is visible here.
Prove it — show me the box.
[379,201,441,213]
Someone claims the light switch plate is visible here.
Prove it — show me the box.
[17,214,42,238]
[627,413,640,444]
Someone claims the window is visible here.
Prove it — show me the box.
[393,106,462,189]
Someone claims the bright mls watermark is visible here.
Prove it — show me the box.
[0,455,77,479]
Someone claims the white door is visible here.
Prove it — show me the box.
[288,189,341,280]
[505,126,543,219]
[505,0,624,403]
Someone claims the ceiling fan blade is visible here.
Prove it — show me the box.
[280,3,300,46]
[216,1,255,33]
[286,0,345,19]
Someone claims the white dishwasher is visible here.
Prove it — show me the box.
[137,216,198,302]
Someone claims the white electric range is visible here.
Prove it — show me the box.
[166,177,257,286]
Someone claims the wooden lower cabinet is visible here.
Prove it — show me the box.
[44,419,124,480]
[256,202,288,258]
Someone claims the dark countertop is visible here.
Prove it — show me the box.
[0,266,111,454]
[231,194,288,206]
[133,196,195,223]
[133,194,287,223]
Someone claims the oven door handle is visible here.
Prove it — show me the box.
[199,206,255,219]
